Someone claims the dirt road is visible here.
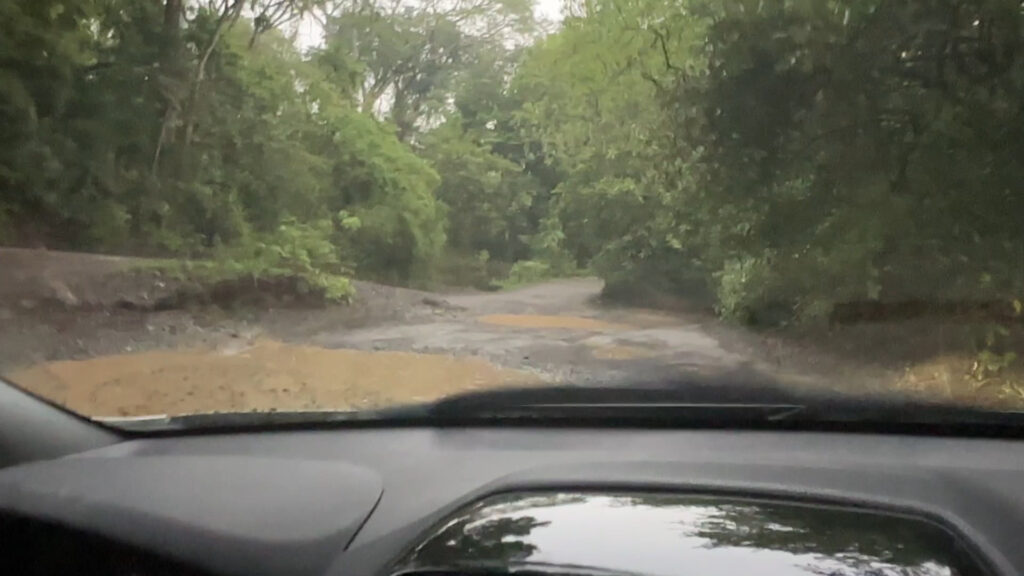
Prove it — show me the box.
[3,261,793,417]
[4,248,1020,417]
[314,278,757,385]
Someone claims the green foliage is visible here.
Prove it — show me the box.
[436,250,508,290]
[505,0,1024,335]
[423,118,535,262]
[499,260,552,289]
[661,0,1024,322]
[714,256,771,322]
[308,99,446,283]
[3,0,1021,337]
[0,0,455,294]
[216,218,353,302]
[159,218,354,303]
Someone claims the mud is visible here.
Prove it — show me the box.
[477,314,627,331]
[314,280,757,387]
[10,340,539,417]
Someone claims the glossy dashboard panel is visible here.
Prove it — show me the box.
[396,491,981,576]
[4,428,1024,576]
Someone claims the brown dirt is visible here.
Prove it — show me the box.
[9,340,540,418]
[0,247,166,308]
[477,314,628,331]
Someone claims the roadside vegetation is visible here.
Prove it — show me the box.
[1,0,1022,401]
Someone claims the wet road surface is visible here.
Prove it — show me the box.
[7,277,773,418]
[314,278,754,386]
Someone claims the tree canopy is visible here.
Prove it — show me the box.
[2,0,1021,326]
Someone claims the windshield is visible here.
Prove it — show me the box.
[1,0,1022,425]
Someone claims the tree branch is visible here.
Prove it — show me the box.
[649,27,678,72]
[183,0,246,149]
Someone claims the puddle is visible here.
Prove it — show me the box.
[8,340,540,418]
[477,314,628,331]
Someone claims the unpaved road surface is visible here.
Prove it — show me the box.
[315,278,760,386]
[1,250,835,417]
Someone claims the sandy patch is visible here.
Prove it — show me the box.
[477,314,628,331]
[7,340,540,418]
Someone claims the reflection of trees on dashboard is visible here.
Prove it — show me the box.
[603,493,964,575]
[681,502,960,576]
[406,492,970,576]
[803,563,958,576]
[412,515,549,565]
[405,493,586,567]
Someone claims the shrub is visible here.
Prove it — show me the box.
[436,250,501,290]
[204,218,354,303]
[500,260,552,288]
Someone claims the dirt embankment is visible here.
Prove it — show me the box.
[0,249,442,365]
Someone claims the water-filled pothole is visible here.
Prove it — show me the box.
[9,340,539,417]
[477,314,628,331]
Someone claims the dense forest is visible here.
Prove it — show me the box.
[2,0,1022,327]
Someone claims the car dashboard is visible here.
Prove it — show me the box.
[1,426,1022,576]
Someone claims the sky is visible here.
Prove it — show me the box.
[535,0,564,21]
[295,0,565,51]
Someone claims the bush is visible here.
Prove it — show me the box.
[182,218,355,303]
[714,256,773,322]
[499,260,552,289]
[436,250,504,290]
[594,237,715,310]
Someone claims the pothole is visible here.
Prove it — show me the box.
[7,340,541,418]
[477,314,629,331]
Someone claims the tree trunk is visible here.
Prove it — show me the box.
[151,0,184,178]
[181,0,246,153]
[163,0,181,37]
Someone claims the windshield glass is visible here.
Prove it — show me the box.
[1,0,1022,424]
